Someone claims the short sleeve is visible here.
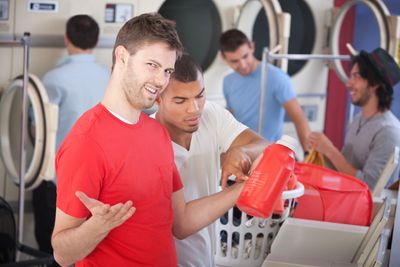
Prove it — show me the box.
[270,66,296,104]
[42,72,64,105]
[56,136,106,218]
[172,162,183,192]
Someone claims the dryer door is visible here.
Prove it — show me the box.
[236,0,291,70]
[0,75,58,191]
[158,0,222,72]
[330,0,399,83]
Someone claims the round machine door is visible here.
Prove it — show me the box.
[278,0,317,76]
[0,74,58,191]
[330,0,396,83]
[158,0,222,72]
[236,0,291,70]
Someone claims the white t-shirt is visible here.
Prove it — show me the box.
[170,101,247,267]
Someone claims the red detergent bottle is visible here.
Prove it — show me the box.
[236,135,297,218]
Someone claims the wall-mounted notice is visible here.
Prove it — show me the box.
[105,3,133,23]
[27,0,58,13]
[0,0,9,20]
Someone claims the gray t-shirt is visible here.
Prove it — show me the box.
[342,111,400,189]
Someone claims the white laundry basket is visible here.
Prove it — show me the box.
[215,182,304,267]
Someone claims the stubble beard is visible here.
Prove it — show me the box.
[352,87,372,107]
[123,76,155,110]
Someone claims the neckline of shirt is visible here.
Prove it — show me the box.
[98,103,144,127]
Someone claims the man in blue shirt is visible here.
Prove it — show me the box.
[43,15,110,150]
[32,14,109,263]
[219,29,310,150]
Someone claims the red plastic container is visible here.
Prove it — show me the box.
[237,135,297,218]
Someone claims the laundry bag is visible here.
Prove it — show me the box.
[292,162,373,226]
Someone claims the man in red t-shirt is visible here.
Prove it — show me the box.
[52,13,247,267]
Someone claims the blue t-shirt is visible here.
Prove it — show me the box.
[43,54,110,150]
[223,63,295,142]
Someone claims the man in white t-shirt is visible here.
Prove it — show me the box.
[155,54,268,267]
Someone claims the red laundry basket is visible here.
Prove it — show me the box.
[292,163,373,226]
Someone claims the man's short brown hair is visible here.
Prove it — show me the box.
[112,13,183,68]
[219,29,250,56]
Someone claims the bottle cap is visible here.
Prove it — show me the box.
[276,135,298,155]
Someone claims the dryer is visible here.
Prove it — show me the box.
[234,0,334,142]
[0,75,58,191]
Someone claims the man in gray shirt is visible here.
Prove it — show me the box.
[308,48,400,189]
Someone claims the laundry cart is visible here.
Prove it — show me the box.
[215,182,304,267]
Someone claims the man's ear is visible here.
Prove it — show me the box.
[114,45,128,65]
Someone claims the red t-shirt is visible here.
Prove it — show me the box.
[56,104,183,267]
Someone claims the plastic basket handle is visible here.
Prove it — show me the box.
[281,182,304,200]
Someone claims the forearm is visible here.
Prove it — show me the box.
[236,139,268,161]
[173,182,244,239]
[228,129,268,161]
[295,121,311,151]
[325,147,357,177]
[52,218,109,266]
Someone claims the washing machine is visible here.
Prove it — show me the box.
[0,74,58,191]
[330,0,400,83]
[234,0,334,139]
